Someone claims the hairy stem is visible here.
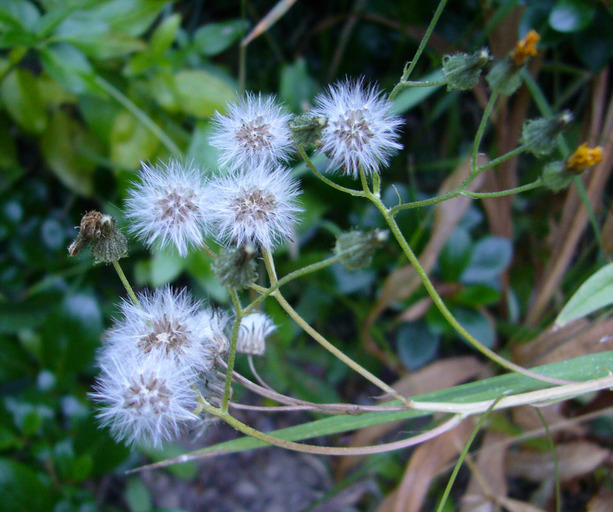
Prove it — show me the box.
[112,261,139,306]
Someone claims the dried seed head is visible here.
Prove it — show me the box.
[68,211,128,264]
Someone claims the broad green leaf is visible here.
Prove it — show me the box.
[555,263,613,327]
[396,320,440,370]
[110,110,160,169]
[82,0,167,37]
[41,109,96,196]
[126,477,152,512]
[148,70,180,112]
[279,58,317,112]
[174,69,236,118]
[455,308,496,348]
[0,458,55,512]
[0,0,40,32]
[187,121,221,168]
[460,236,512,286]
[146,352,613,468]
[391,69,444,115]
[150,250,185,287]
[0,69,47,133]
[549,0,595,33]
[193,19,248,57]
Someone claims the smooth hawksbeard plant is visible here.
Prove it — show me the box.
[210,92,293,171]
[313,79,403,178]
[125,160,210,257]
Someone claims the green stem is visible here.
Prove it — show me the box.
[221,290,243,414]
[261,250,412,407]
[435,399,500,512]
[461,179,541,198]
[390,189,461,215]
[536,408,561,512]
[199,240,217,260]
[297,145,366,198]
[389,0,449,100]
[112,261,139,306]
[244,253,344,314]
[94,76,182,156]
[360,171,570,386]
[467,91,499,181]
[475,143,530,173]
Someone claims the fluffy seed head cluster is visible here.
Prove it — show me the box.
[211,93,293,170]
[92,287,226,447]
[92,357,198,448]
[237,313,277,356]
[313,80,403,178]
[207,164,302,250]
[125,160,210,257]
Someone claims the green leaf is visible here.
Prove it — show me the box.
[193,19,248,57]
[148,352,613,467]
[391,69,445,115]
[174,69,236,118]
[82,0,167,37]
[126,477,152,512]
[396,320,440,370]
[439,227,472,282]
[150,250,185,287]
[279,58,317,112]
[454,308,495,348]
[0,0,40,33]
[187,121,221,168]
[549,0,595,33]
[140,443,197,480]
[110,109,160,169]
[0,291,61,334]
[453,285,500,307]
[0,458,55,512]
[0,69,47,133]
[150,13,181,55]
[41,109,96,196]
[460,236,512,286]
[39,43,98,95]
[555,263,613,327]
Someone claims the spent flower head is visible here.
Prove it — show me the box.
[237,313,277,356]
[100,287,220,375]
[125,160,210,257]
[313,79,403,178]
[91,356,198,448]
[566,143,604,172]
[211,93,294,170]
[207,165,302,250]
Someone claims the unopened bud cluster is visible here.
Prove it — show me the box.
[335,229,389,272]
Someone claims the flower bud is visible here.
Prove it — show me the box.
[334,229,389,272]
[289,113,327,148]
[442,48,491,91]
[521,111,573,157]
[542,161,572,192]
[211,244,258,289]
[487,30,540,96]
[68,210,128,264]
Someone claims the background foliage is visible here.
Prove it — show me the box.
[1,0,612,510]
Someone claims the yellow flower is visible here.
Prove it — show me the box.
[566,143,604,171]
[511,30,540,66]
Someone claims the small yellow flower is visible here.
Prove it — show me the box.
[511,30,540,66]
[566,143,604,171]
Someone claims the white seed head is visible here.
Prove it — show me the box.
[313,80,403,178]
[207,165,302,250]
[99,287,220,375]
[125,160,210,257]
[237,313,276,356]
[211,93,294,170]
[91,357,198,448]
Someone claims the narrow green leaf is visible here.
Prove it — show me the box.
[149,13,182,55]
[555,263,613,327]
[149,352,613,466]
[193,20,249,57]
[0,69,47,133]
[174,69,236,118]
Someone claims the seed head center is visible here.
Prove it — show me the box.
[232,188,277,223]
[139,316,190,356]
[236,118,273,151]
[156,187,198,225]
[334,109,374,150]
[123,373,171,413]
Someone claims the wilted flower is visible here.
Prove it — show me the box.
[313,80,403,178]
[237,313,276,356]
[207,165,302,250]
[511,29,540,66]
[91,356,198,447]
[211,93,294,170]
[68,210,128,264]
[100,287,220,375]
[566,142,604,172]
[125,160,210,257]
